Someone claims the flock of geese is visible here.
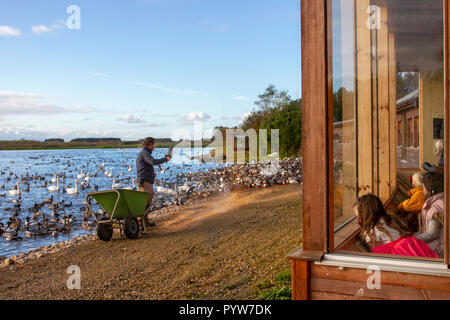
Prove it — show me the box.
[0,151,303,246]
[0,151,210,244]
[0,154,141,242]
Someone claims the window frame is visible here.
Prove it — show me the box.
[325,0,450,265]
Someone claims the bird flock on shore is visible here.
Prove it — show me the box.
[0,150,303,247]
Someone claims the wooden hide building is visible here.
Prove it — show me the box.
[290,0,450,299]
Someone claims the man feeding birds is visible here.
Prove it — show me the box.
[137,137,171,227]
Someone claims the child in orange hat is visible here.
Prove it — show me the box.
[398,172,425,213]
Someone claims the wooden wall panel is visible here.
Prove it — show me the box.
[311,264,450,293]
[311,292,355,300]
[311,274,450,300]
[311,277,450,300]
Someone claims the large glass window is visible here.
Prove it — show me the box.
[330,0,446,259]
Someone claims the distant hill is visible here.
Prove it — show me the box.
[70,138,122,143]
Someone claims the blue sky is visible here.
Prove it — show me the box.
[0,0,301,141]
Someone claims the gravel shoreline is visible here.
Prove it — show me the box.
[0,233,96,267]
[0,184,302,300]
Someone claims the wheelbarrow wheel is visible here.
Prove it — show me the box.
[124,216,139,239]
[97,218,113,241]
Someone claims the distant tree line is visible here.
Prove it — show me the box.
[0,138,179,150]
[45,139,65,143]
[42,137,176,144]
[70,138,122,143]
[238,84,302,158]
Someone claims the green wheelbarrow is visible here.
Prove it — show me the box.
[85,189,150,241]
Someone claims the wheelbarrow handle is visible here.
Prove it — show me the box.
[85,194,98,223]
[85,190,121,224]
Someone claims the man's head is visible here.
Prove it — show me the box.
[142,137,156,149]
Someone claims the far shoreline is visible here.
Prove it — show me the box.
[0,141,212,152]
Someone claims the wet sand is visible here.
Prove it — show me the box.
[0,184,302,300]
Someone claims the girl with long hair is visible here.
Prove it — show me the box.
[354,193,437,257]
[355,194,414,251]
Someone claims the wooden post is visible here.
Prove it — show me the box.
[419,73,424,167]
[444,0,450,265]
[356,0,374,197]
[291,260,310,300]
[301,0,329,253]
[376,1,391,202]
[389,31,397,192]
[327,0,335,250]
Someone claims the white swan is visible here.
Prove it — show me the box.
[65,179,79,194]
[77,169,84,180]
[84,172,90,182]
[47,179,60,192]
[178,182,191,192]
[106,168,113,178]
[156,186,177,195]
[8,181,20,196]
[123,179,136,190]
[112,177,123,189]
[51,173,57,183]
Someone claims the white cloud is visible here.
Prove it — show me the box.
[0,121,171,141]
[219,111,252,124]
[117,114,147,124]
[135,81,199,95]
[0,26,21,37]
[31,20,65,34]
[0,126,122,141]
[239,111,252,124]
[242,111,252,119]
[233,95,249,101]
[184,112,211,123]
[0,91,96,116]
[31,25,53,34]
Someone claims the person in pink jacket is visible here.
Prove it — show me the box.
[414,172,445,258]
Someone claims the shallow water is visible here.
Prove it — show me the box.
[0,147,222,257]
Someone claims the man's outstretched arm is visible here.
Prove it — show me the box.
[153,157,169,166]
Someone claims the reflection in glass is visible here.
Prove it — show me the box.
[330,0,445,258]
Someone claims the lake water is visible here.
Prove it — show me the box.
[0,147,223,257]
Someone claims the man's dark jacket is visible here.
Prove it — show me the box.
[136,147,168,184]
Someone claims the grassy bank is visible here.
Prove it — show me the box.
[0,140,211,151]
